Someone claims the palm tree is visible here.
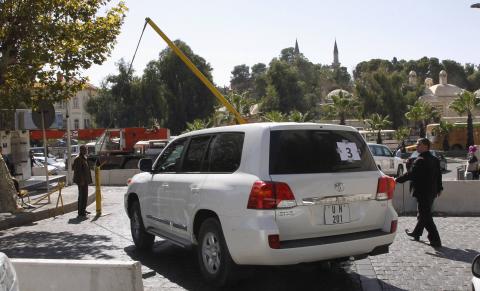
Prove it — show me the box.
[405,101,429,137]
[449,90,480,148]
[287,110,311,122]
[432,120,453,151]
[324,91,361,125]
[263,111,287,122]
[394,127,410,147]
[365,113,392,144]
[213,91,255,126]
[184,119,211,133]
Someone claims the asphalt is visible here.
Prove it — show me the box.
[0,184,96,231]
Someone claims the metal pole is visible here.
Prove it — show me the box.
[145,17,247,125]
[95,165,101,215]
[66,101,72,185]
[41,111,50,202]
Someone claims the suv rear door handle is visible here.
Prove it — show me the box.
[162,183,169,188]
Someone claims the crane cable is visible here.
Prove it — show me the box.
[127,20,148,76]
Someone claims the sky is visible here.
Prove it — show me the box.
[85,0,480,88]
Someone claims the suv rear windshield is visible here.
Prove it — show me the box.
[269,130,377,174]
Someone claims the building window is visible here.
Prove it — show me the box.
[84,119,90,129]
[74,119,79,130]
[73,97,79,109]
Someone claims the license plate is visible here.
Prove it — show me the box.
[324,204,350,224]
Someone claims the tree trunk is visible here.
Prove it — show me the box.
[377,130,382,144]
[0,155,18,213]
[419,121,425,138]
[340,114,345,125]
[442,134,450,151]
[467,112,474,148]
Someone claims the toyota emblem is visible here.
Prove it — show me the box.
[334,182,345,192]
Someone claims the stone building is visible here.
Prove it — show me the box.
[54,84,97,130]
[418,70,480,122]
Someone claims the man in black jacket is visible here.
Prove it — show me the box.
[395,138,443,247]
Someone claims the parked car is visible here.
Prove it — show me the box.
[34,156,65,171]
[32,158,58,175]
[368,143,405,176]
[405,150,447,172]
[472,255,480,291]
[0,252,19,291]
[125,123,398,286]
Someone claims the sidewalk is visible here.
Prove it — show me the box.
[0,185,95,231]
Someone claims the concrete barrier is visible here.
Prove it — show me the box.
[91,169,140,186]
[393,180,480,215]
[11,259,143,291]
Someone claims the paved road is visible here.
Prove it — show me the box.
[0,187,478,290]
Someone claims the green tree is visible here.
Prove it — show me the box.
[432,120,454,151]
[261,59,305,113]
[287,110,311,122]
[323,91,361,125]
[184,119,211,133]
[405,101,429,137]
[230,64,251,93]
[355,69,406,128]
[156,40,216,133]
[213,91,255,126]
[0,0,126,108]
[0,0,126,212]
[365,113,392,144]
[394,127,411,146]
[449,90,480,148]
[262,111,287,122]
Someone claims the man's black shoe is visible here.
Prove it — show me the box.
[405,229,420,241]
[85,211,91,214]
[430,241,442,248]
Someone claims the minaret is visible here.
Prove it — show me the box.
[332,39,340,68]
[294,39,300,55]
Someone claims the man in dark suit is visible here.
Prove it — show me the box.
[73,145,92,217]
[395,138,443,247]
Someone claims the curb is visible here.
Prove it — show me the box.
[0,191,96,231]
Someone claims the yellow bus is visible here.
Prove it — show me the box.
[426,122,480,150]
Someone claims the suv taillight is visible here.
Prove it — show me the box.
[376,176,396,200]
[247,181,297,209]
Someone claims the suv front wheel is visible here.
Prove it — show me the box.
[197,218,236,286]
[130,200,154,250]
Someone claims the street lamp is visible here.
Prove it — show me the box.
[472,3,480,8]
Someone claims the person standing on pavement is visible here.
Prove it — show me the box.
[73,145,92,217]
[466,145,479,180]
[395,138,443,247]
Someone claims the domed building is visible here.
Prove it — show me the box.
[324,88,353,104]
[418,70,480,122]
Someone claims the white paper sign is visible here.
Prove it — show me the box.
[336,142,361,161]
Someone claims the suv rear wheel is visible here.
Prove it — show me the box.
[130,200,154,250]
[197,218,236,286]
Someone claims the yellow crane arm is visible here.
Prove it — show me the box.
[145,17,247,125]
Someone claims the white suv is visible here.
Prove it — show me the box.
[368,143,405,176]
[125,123,398,286]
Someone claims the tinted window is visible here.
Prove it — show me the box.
[154,139,186,172]
[182,136,211,172]
[270,130,377,174]
[381,146,393,157]
[208,133,244,173]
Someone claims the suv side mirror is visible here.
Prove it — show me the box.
[138,158,153,172]
[473,254,480,278]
